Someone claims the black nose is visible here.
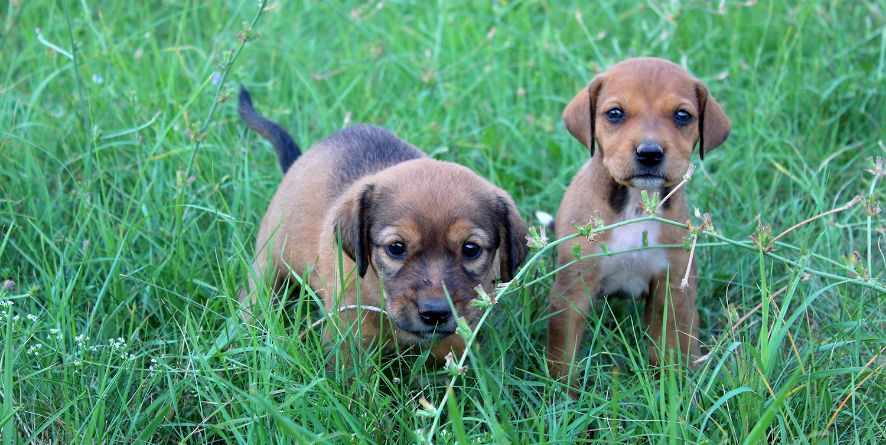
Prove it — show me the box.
[635,142,665,167]
[417,299,451,326]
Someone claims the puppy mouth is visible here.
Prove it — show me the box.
[627,174,666,188]
[409,328,456,340]
[398,324,456,341]
[389,317,456,341]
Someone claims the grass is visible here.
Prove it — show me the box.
[1,0,884,443]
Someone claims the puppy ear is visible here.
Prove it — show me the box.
[335,184,375,277]
[563,74,605,156]
[695,82,731,160]
[495,196,529,281]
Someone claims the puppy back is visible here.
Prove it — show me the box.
[319,124,425,200]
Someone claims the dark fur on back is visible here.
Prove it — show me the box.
[238,87,301,172]
[321,125,424,199]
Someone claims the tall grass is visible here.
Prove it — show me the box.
[1,0,883,443]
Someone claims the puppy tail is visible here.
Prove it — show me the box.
[238,86,301,172]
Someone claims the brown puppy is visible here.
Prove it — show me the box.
[547,58,730,380]
[237,88,528,364]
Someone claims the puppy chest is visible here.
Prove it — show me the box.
[595,221,668,298]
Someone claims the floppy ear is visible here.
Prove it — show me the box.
[563,74,605,157]
[335,184,375,277]
[495,196,529,281]
[695,82,731,160]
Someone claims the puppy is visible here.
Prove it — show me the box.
[237,88,528,365]
[547,58,731,379]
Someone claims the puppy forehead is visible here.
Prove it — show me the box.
[601,60,698,105]
[446,219,494,245]
[375,217,493,246]
[601,79,696,106]
[366,159,502,239]
[371,193,498,245]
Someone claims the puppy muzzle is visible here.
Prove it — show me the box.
[384,292,459,342]
[628,141,669,188]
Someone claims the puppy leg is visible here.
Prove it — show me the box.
[239,254,277,320]
[546,272,594,382]
[645,266,699,367]
[323,310,387,371]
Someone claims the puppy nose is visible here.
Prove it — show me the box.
[635,142,665,167]
[417,299,451,326]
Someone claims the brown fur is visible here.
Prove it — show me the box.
[548,58,730,380]
[240,121,528,365]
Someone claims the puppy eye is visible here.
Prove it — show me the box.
[605,108,625,123]
[674,109,692,126]
[385,241,407,259]
[462,242,482,260]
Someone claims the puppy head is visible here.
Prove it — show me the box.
[335,159,528,344]
[563,57,731,188]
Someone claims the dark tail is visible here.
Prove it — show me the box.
[238,86,301,172]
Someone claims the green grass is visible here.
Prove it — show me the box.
[1,0,884,443]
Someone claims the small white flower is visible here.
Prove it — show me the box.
[26,314,37,322]
[109,337,127,350]
[48,328,63,341]
[0,300,14,308]
[535,210,554,227]
[12,315,20,322]
[74,334,89,346]
[73,359,82,367]
[91,74,104,84]
[27,344,42,355]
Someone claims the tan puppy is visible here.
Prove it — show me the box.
[237,88,528,364]
[547,58,731,380]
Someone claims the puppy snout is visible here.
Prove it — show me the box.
[635,142,665,167]
[416,298,452,326]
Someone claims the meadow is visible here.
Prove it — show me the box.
[1,0,884,443]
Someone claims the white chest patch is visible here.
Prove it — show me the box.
[595,194,669,298]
